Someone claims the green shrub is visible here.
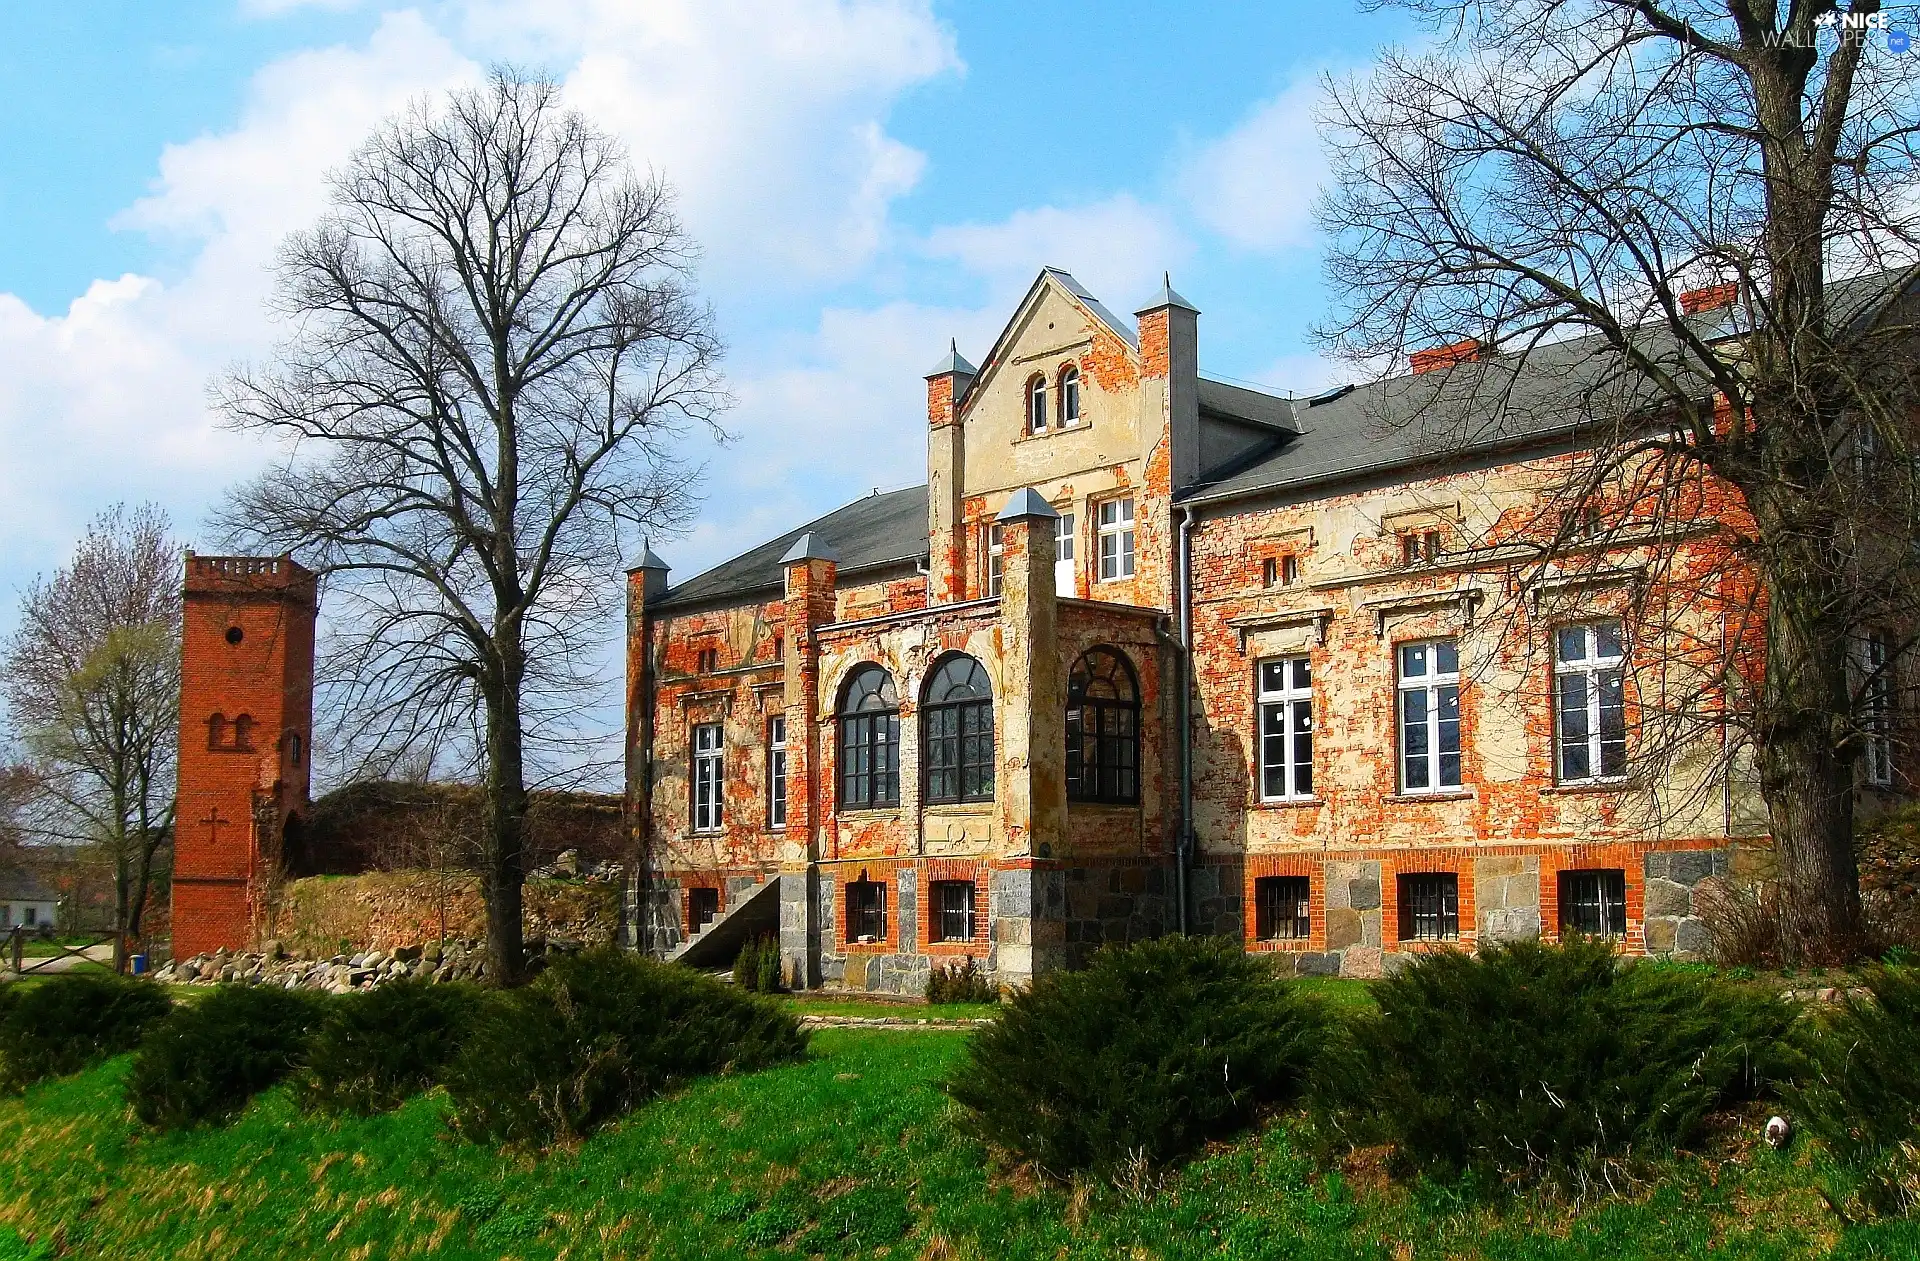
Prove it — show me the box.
[732,935,782,993]
[1790,965,1920,1217]
[442,949,807,1147]
[297,980,488,1115]
[1318,938,1795,1193]
[926,957,995,1005]
[947,935,1330,1180]
[126,985,333,1129]
[0,973,172,1093]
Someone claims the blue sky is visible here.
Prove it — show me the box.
[0,0,1415,776]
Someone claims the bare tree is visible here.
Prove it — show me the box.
[214,71,725,984]
[2,504,181,967]
[1318,0,1920,960]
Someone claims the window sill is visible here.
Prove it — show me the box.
[1393,938,1467,952]
[1248,938,1316,951]
[1383,791,1475,804]
[835,806,903,819]
[690,828,726,837]
[842,939,899,954]
[1067,799,1141,811]
[1252,797,1322,810]
[1016,422,1091,443]
[1539,780,1629,795]
[923,798,994,810]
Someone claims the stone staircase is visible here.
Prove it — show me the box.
[666,876,780,969]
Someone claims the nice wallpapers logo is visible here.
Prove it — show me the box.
[1763,9,1912,49]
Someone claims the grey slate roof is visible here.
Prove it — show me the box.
[653,485,929,612]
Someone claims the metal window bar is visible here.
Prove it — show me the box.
[1256,877,1312,941]
[1558,869,1627,937]
[1399,874,1459,941]
[934,881,975,942]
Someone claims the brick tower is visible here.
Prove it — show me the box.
[171,554,317,958]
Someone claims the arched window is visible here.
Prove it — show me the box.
[923,655,993,804]
[1067,648,1140,804]
[206,713,228,751]
[231,714,255,750]
[1059,365,1080,425]
[1026,374,1049,434]
[838,665,900,809]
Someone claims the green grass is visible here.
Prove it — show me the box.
[781,995,1000,1020]
[0,1027,1915,1259]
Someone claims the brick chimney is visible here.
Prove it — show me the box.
[1679,283,1738,316]
[1410,338,1484,375]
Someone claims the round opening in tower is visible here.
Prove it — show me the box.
[225,626,244,645]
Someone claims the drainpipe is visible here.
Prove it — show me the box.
[1176,505,1196,935]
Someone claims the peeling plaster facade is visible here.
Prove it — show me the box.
[628,268,1796,990]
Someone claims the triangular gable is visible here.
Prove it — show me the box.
[957,268,1141,420]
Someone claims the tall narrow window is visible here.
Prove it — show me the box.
[687,886,720,934]
[1554,622,1627,782]
[695,646,718,673]
[837,665,900,809]
[1399,640,1462,793]
[1066,648,1140,804]
[1398,873,1460,941]
[692,722,724,832]
[1262,557,1278,588]
[846,878,888,943]
[231,714,254,750]
[1096,498,1135,581]
[1059,365,1080,424]
[1258,657,1314,801]
[1027,375,1049,433]
[1860,634,1895,787]
[1055,512,1076,596]
[767,714,788,828]
[1401,530,1443,565]
[1559,869,1626,937]
[1282,554,1299,586]
[1255,876,1312,941]
[923,655,994,804]
[986,523,1004,597]
[932,880,976,942]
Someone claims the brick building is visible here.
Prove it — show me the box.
[171,555,316,959]
[628,267,1853,990]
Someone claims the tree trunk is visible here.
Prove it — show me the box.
[482,648,530,986]
[1753,500,1866,963]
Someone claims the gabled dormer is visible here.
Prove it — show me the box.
[925,268,1204,612]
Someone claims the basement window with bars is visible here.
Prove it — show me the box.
[931,880,976,943]
[1558,869,1626,938]
[1255,876,1312,941]
[1397,872,1460,942]
[692,722,724,832]
[687,886,720,934]
[1258,657,1314,801]
[846,878,888,944]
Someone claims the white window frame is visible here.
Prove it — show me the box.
[768,714,788,828]
[1027,375,1048,434]
[692,721,725,832]
[1055,511,1076,596]
[1858,634,1895,788]
[986,523,1004,596]
[1553,622,1628,784]
[1397,639,1463,793]
[1096,497,1135,581]
[1257,656,1314,801]
[1060,366,1080,425]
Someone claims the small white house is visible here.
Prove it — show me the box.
[0,872,59,934]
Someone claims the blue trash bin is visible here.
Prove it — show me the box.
[131,954,147,975]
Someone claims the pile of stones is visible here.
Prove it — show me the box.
[152,938,533,992]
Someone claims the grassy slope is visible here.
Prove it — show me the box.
[0,1028,1917,1260]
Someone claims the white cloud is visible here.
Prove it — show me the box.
[1183,75,1329,253]
[922,195,1191,314]
[0,12,475,574]
[463,0,960,286]
[239,0,364,17]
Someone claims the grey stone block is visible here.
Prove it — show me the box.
[1644,851,1670,880]
[1643,878,1692,918]
[1326,907,1363,950]
[1295,952,1340,977]
[1673,917,1711,956]
[1348,878,1381,912]
[1668,851,1719,887]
